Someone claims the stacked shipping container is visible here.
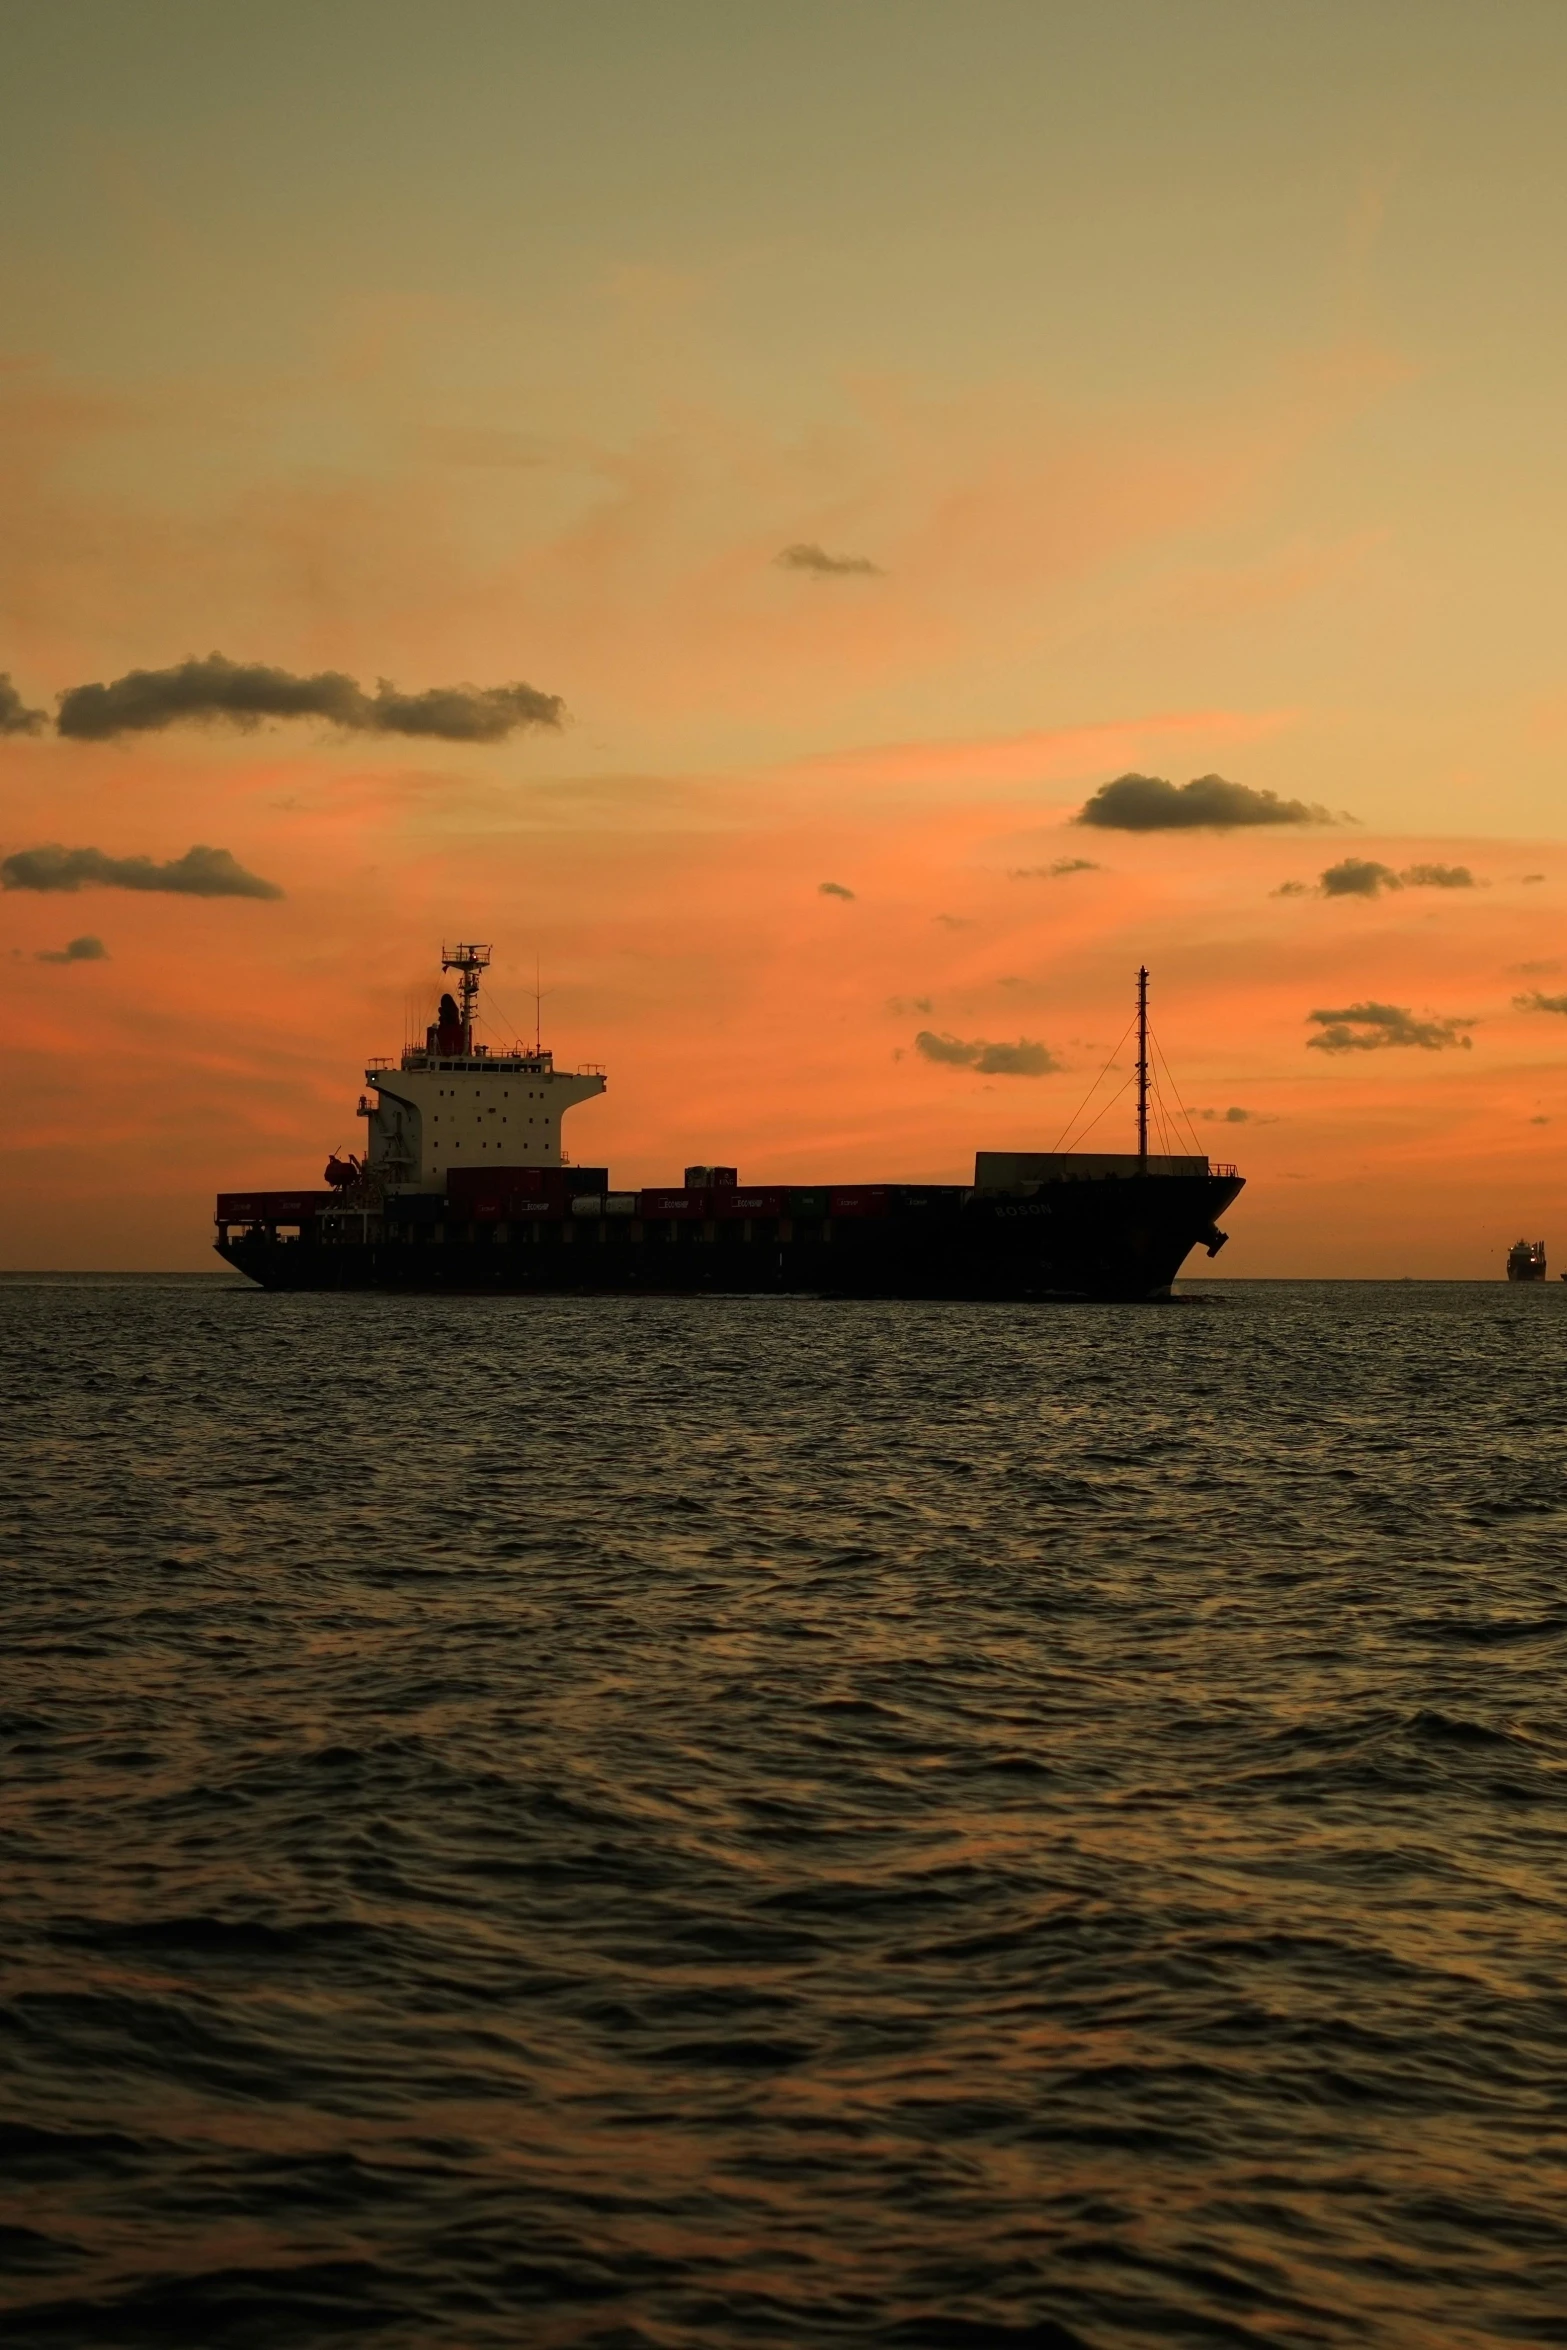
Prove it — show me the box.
[220,1173,970,1236]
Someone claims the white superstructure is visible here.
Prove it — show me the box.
[357,943,606,1192]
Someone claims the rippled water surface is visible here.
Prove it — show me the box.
[4,1275,1567,2349]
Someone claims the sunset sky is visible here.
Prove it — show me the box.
[5,0,1567,1273]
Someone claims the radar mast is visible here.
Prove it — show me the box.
[440,942,491,1053]
[1136,965,1149,1173]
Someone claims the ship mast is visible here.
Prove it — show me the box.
[441,941,491,1053]
[1136,965,1149,1173]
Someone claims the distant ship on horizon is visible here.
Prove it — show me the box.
[215,948,1245,1303]
[1507,1239,1548,1282]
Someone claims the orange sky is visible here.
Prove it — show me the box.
[6,710,1564,1275]
[4,5,1567,1273]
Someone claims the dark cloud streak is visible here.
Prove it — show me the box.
[35,934,108,963]
[1317,858,1478,898]
[1306,1000,1473,1053]
[1077,772,1334,831]
[1009,857,1101,879]
[55,654,563,742]
[1319,857,1399,898]
[0,673,47,734]
[774,542,884,578]
[915,1029,1059,1075]
[2,843,283,899]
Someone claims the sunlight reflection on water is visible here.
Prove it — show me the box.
[3,1279,1566,2347]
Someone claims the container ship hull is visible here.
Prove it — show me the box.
[214,948,1244,1304]
[216,1172,1242,1304]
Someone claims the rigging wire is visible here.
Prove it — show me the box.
[1149,1031,1183,1149]
[1052,998,1204,1166]
[1154,1051,1184,1157]
[475,982,544,1054]
[1147,1067,1171,1158]
[1059,1069,1137,1152]
[405,984,440,1053]
[1147,1066,1174,1159]
[1149,1026,1207,1158]
[1052,1013,1137,1153]
[475,995,521,1046]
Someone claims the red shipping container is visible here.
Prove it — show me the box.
[215,1191,334,1223]
[448,1164,569,1202]
[638,1189,709,1219]
[827,1187,891,1217]
[713,1188,791,1219]
[445,1189,569,1223]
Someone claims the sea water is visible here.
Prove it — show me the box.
[3,1276,1565,2348]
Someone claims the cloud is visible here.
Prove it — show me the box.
[1193,1105,1263,1123]
[887,995,933,1015]
[0,673,47,734]
[1521,873,1546,884]
[1514,990,1567,1015]
[54,653,563,742]
[773,542,884,578]
[915,1029,1059,1075]
[818,880,856,899]
[1317,858,1479,898]
[1319,857,1399,898]
[1306,1001,1474,1053]
[934,913,974,929]
[1009,856,1102,879]
[1,843,283,898]
[1271,879,1311,897]
[363,679,563,740]
[35,933,108,964]
[1076,772,1334,831]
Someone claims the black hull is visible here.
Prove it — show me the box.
[216,1174,1243,1304]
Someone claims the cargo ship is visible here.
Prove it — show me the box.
[1507,1239,1548,1281]
[215,946,1243,1301]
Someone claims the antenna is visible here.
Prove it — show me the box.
[440,941,491,1053]
[1136,965,1149,1173]
[534,952,542,1057]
